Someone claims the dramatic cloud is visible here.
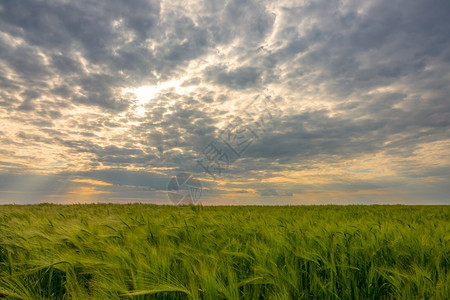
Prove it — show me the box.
[0,0,449,204]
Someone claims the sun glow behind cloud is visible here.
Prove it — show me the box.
[123,78,198,116]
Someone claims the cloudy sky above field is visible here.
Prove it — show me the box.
[0,0,449,205]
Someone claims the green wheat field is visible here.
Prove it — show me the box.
[0,204,449,299]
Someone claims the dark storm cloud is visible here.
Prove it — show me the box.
[244,101,449,165]
[205,66,262,90]
[198,0,274,46]
[224,0,450,177]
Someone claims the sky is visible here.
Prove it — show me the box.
[0,0,449,205]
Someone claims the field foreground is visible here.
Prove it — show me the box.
[0,204,449,299]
